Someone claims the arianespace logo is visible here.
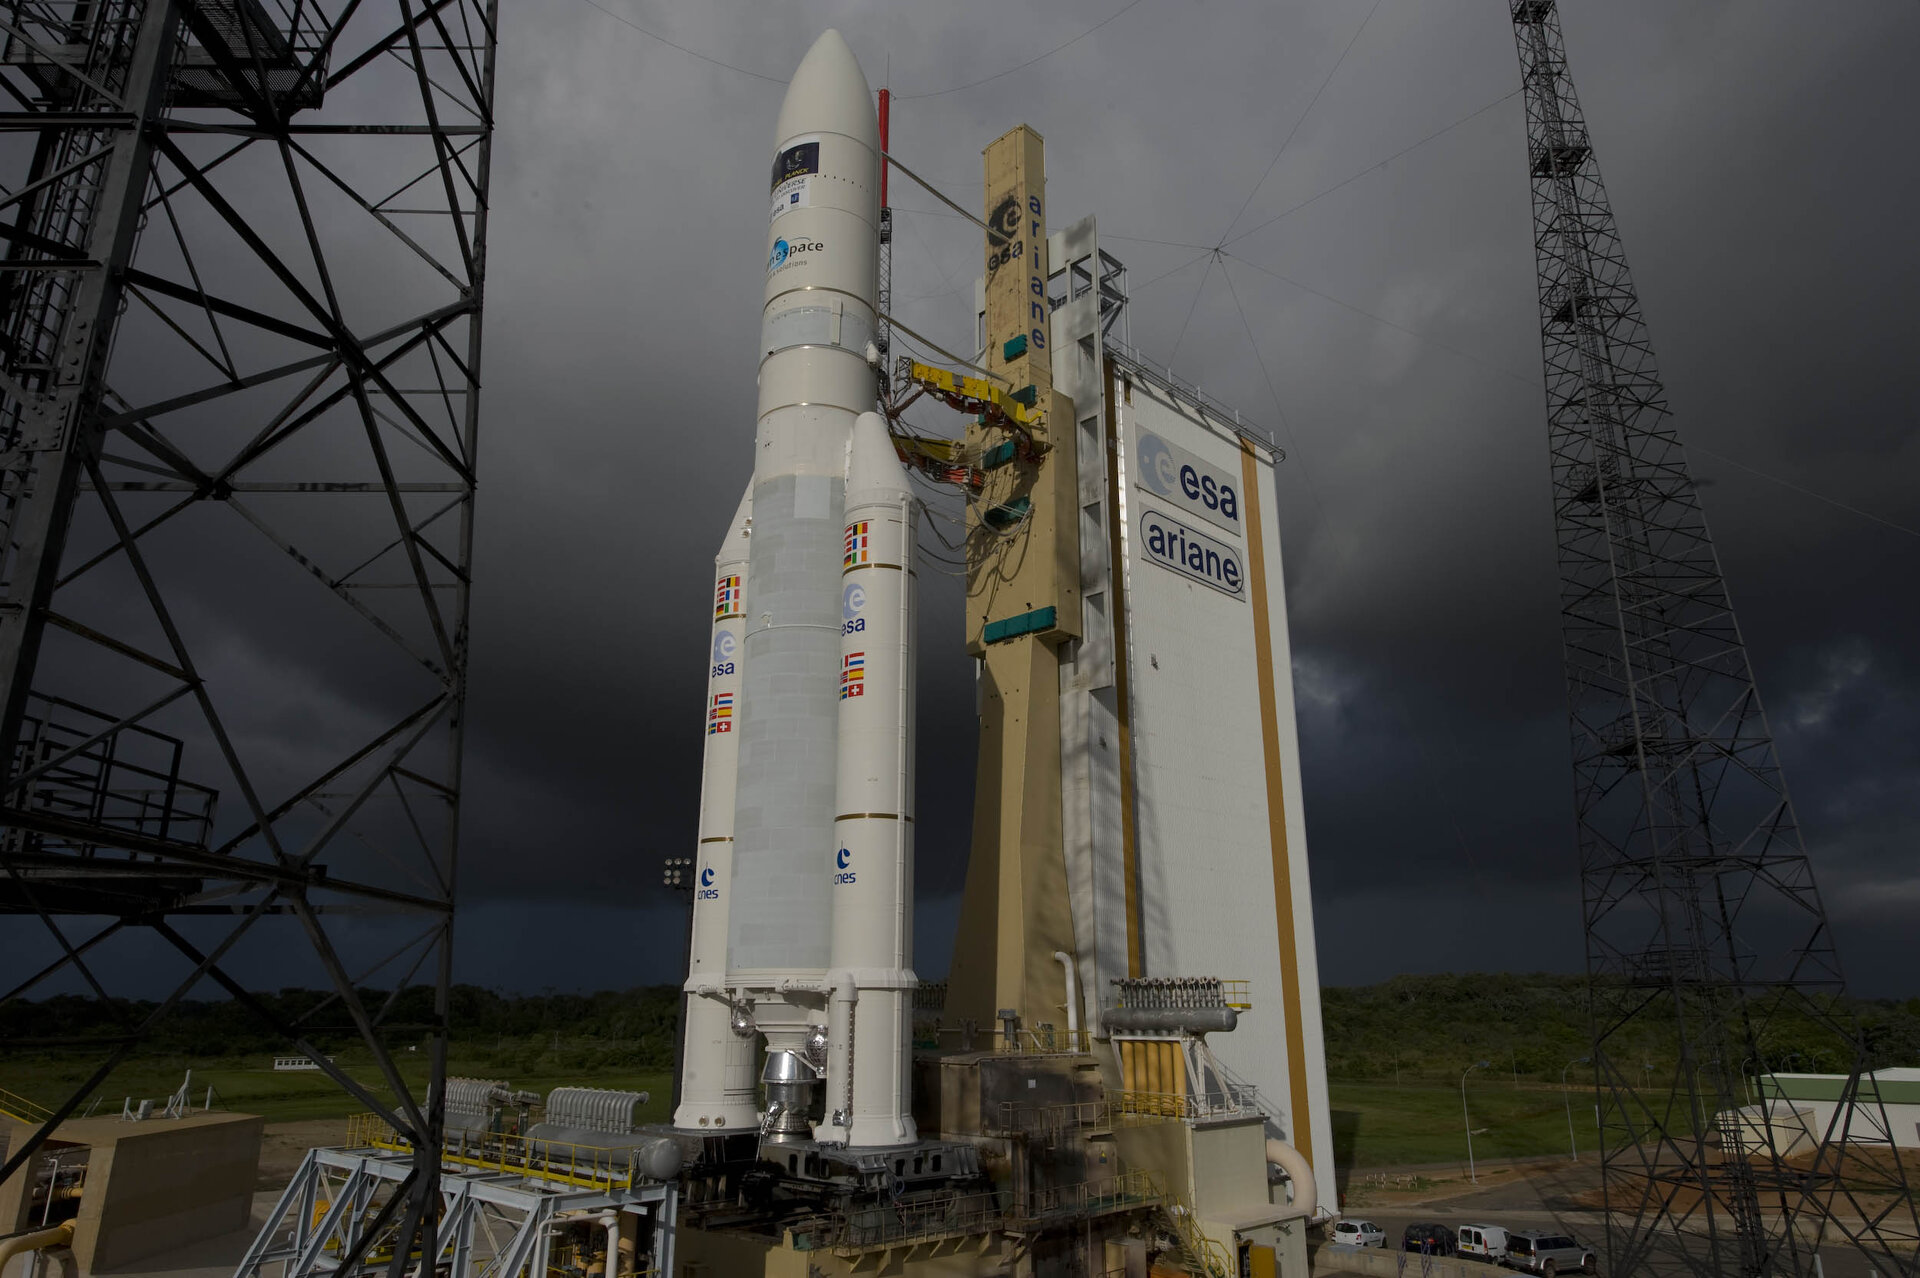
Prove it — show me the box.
[1135,428,1241,535]
[1138,506,1246,599]
[768,236,823,275]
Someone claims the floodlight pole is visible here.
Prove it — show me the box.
[1563,1056,1590,1162]
[1462,1060,1489,1184]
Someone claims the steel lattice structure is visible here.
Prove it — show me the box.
[0,0,495,1264]
[1511,4,1918,1276]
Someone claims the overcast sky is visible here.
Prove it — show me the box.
[10,0,1916,1005]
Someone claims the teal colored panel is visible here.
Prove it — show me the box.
[983,605,1057,644]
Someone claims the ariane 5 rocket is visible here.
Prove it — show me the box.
[674,29,919,1150]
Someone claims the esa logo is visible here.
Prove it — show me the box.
[833,846,855,885]
[768,236,823,274]
[842,582,866,635]
[697,865,718,900]
[1137,429,1240,532]
[710,628,737,678]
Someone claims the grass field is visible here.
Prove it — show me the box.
[1331,1079,1598,1169]
[8,1052,1596,1173]
[2,1050,673,1126]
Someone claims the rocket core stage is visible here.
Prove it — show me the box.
[675,30,919,1150]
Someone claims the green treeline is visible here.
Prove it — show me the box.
[1319,972,1920,1082]
[1,985,685,1072]
[5,973,1916,1081]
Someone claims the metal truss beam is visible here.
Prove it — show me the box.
[237,1144,679,1278]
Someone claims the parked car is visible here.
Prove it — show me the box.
[1403,1222,1457,1255]
[1507,1231,1595,1275]
[1330,1220,1386,1248]
[1457,1224,1510,1264]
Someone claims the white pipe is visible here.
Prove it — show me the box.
[1265,1137,1317,1219]
[1053,951,1080,1035]
[597,1211,618,1278]
[894,492,913,988]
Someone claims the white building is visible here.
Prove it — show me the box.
[1755,1068,1920,1149]
[1037,218,1336,1212]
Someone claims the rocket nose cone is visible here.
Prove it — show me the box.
[776,28,878,149]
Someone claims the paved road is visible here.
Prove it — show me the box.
[1324,1162,1904,1278]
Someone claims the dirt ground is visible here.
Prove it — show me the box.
[1338,1156,1604,1215]
[257,1118,353,1189]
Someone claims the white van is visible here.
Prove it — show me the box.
[1457,1224,1510,1264]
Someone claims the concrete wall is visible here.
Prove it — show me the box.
[1191,1119,1272,1219]
[0,1112,261,1272]
[675,1227,1015,1277]
[83,1112,262,1270]
[1311,1241,1487,1278]
[0,1121,48,1235]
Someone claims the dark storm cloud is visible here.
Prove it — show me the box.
[452,0,1920,996]
[12,1,1915,1001]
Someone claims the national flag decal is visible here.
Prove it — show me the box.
[714,574,742,619]
[843,521,871,568]
[708,692,734,733]
[840,652,866,699]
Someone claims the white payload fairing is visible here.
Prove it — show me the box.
[675,30,919,1149]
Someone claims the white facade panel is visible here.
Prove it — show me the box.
[1113,371,1336,1210]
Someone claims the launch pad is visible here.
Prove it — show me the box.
[233,24,1332,1278]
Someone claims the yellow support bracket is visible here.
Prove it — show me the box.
[907,360,1041,428]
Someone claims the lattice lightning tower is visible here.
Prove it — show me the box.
[1511,4,1919,1276]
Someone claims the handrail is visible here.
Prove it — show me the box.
[996,1026,1093,1055]
[987,1097,1113,1138]
[1113,1088,1260,1123]
[344,1113,651,1192]
[0,1086,54,1125]
[1106,340,1276,452]
[1139,1171,1233,1278]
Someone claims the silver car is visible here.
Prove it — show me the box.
[1507,1231,1595,1276]
[1330,1220,1386,1248]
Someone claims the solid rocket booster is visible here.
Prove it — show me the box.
[723,29,885,1138]
[820,411,919,1146]
[674,486,758,1132]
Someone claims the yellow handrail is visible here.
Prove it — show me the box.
[996,1026,1093,1055]
[1135,1172,1232,1278]
[0,1086,54,1125]
[344,1114,643,1192]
